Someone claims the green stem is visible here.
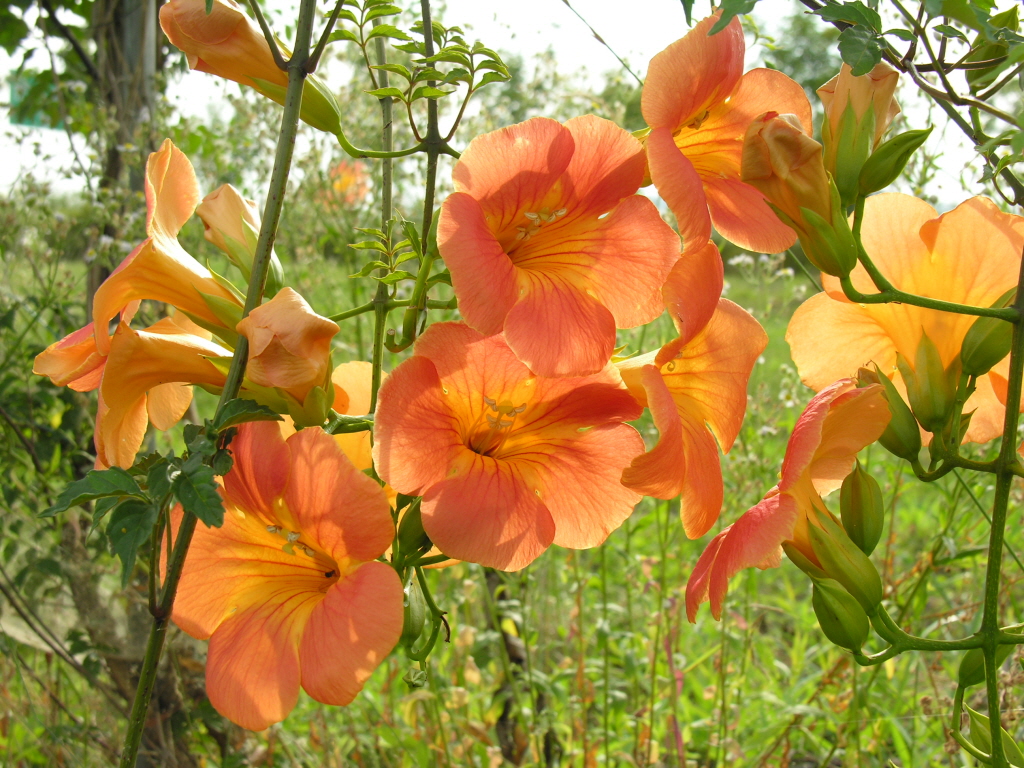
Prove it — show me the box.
[838,274,1019,321]
[977,256,1024,767]
[116,0,317,762]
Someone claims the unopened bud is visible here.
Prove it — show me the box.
[897,332,959,433]
[401,576,427,646]
[858,127,933,196]
[799,179,858,276]
[808,505,883,612]
[958,624,1024,687]
[840,462,885,555]
[812,577,870,651]
[961,289,1016,376]
[783,540,829,581]
[860,365,921,461]
[397,500,431,560]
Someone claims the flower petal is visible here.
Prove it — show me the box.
[646,126,712,251]
[662,240,723,344]
[33,323,104,391]
[223,421,289,518]
[332,361,373,416]
[145,139,202,241]
[147,383,193,430]
[641,14,744,131]
[562,114,646,215]
[421,451,555,570]
[703,176,798,254]
[438,192,520,336]
[504,273,617,377]
[299,561,403,706]
[285,427,393,563]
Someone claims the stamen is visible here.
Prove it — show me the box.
[688,109,711,130]
[286,531,301,543]
[266,525,281,534]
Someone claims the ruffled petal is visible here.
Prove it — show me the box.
[33,323,104,391]
[145,139,201,241]
[703,176,798,254]
[223,421,289,518]
[662,240,723,344]
[809,384,890,497]
[646,126,712,251]
[146,382,193,430]
[299,561,403,706]
[420,451,555,570]
[562,114,646,215]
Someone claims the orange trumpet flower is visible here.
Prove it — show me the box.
[685,379,890,621]
[641,13,812,254]
[437,115,679,378]
[787,193,1024,443]
[171,422,402,731]
[373,322,645,570]
[617,241,766,538]
[33,322,106,392]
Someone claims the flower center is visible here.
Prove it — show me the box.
[687,109,711,130]
[467,397,527,457]
[513,207,567,244]
[265,508,342,589]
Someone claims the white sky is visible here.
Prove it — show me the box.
[0,0,997,205]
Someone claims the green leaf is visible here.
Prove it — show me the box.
[476,59,510,76]
[349,240,389,252]
[205,0,212,13]
[967,706,1024,766]
[838,25,883,75]
[364,87,407,100]
[364,3,401,21]
[411,67,446,82]
[884,27,916,41]
[89,497,119,536]
[680,0,695,23]
[814,1,882,31]
[106,500,158,588]
[365,24,411,42]
[328,28,360,44]
[477,71,510,88]
[933,23,969,40]
[336,9,358,24]
[147,459,174,502]
[355,227,387,239]
[411,85,454,100]
[709,0,759,34]
[350,260,391,278]
[401,220,422,257]
[372,63,413,80]
[213,398,283,430]
[172,456,225,528]
[376,270,417,285]
[43,468,145,518]
[421,50,471,66]
[427,269,452,286]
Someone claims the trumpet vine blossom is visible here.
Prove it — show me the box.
[171,422,402,731]
[372,322,645,570]
[437,114,679,378]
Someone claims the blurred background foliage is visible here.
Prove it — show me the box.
[1,0,1023,765]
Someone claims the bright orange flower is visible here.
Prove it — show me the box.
[787,193,1024,443]
[95,315,230,468]
[685,380,889,621]
[171,422,402,731]
[159,0,342,135]
[617,241,766,538]
[33,322,105,392]
[437,115,679,378]
[372,322,644,570]
[92,139,242,354]
[641,13,812,254]
[236,287,338,411]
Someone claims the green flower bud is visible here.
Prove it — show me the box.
[783,540,829,581]
[896,332,960,434]
[401,576,427,646]
[822,100,875,208]
[397,500,432,562]
[808,505,883,613]
[796,178,859,277]
[840,462,885,555]
[858,365,921,461]
[812,577,870,651]
[966,704,1024,766]
[858,127,933,196]
[958,624,1024,687]
[961,289,1016,376]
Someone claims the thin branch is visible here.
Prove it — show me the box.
[38,0,100,82]
[307,0,344,73]
[246,0,288,70]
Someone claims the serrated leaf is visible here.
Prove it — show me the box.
[477,71,510,88]
[365,24,411,41]
[349,240,389,252]
[372,63,413,79]
[328,28,360,44]
[392,41,424,54]
[213,398,283,430]
[815,1,882,31]
[421,50,470,66]
[88,497,119,536]
[411,67,446,82]
[337,9,358,24]
[411,85,454,100]
[376,270,417,285]
[933,23,969,40]
[364,86,407,100]
[884,27,916,41]
[364,3,401,21]
[129,452,164,476]
[146,459,174,502]
[107,500,158,588]
[709,0,759,34]
[401,220,422,256]
[477,59,510,76]
[43,468,145,518]
[442,67,472,84]
[350,260,391,278]
[839,25,883,75]
[172,459,224,528]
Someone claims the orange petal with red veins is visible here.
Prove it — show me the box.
[641,14,744,130]
[562,115,646,214]
[520,423,643,549]
[778,379,856,492]
[33,323,104,391]
[421,451,555,571]
[299,561,403,706]
[437,192,519,336]
[620,365,724,536]
[452,116,574,231]
[809,385,890,497]
[584,195,680,329]
[223,421,289,518]
[685,492,791,622]
[704,176,798,254]
[646,126,712,251]
[372,354,463,495]
[504,274,616,377]
[284,427,392,563]
[204,586,318,731]
[662,241,723,344]
[145,139,201,241]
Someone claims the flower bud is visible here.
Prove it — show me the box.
[236,287,339,419]
[961,289,1016,376]
[783,540,828,580]
[741,112,855,276]
[397,500,432,562]
[401,576,427,646]
[817,63,900,206]
[808,504,883,613]
[858,128,933,197]
[197,184,284,294]
[897,332,960,434]
[160,0,344,135]
[858,365,921,460]
[812,577,870,651]
[840,461,885,555]
[958,625,1024,687]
